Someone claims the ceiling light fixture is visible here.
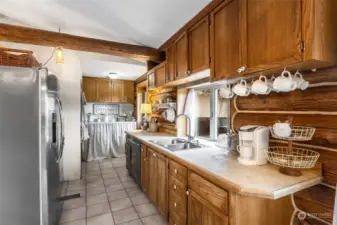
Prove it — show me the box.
[108,72,118,79]
[56,27,64,64]
[55,47,64,64]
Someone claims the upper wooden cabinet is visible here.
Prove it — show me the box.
[210,0,241,81]
[188,16,210,74]
[98,78,113,102]
[241,0,302,74]
[82,77,98,102]
[174,32,189,80]
[166,44,175,82]
[82,77,134,104]
[154,62,166,87]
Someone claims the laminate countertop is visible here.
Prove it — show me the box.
[126,130,322,200]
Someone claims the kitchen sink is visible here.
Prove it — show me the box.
[149,139,204,152]
[150,139,186,146]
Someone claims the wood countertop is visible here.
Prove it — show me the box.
[126,130,322,199]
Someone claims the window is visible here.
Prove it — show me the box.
[192,87,230,140]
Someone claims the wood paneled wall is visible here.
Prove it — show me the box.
[231,66,337,224]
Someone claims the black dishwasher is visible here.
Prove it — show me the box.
[130,139,141,186]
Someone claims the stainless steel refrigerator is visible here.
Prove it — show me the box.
[0,66,65,225]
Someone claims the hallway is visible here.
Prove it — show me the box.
[60,157,167,225]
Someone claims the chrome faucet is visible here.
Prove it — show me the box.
[176,114,195,142]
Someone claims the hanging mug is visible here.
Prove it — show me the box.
[251,75,271,95]
[232,80,250,96]
[273,70,297,92]
[292,71,309,90]
[219,84,234,98]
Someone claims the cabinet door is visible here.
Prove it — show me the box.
[189,16,210,74]
[174,32,189,80]
[147,149,158,203]
[123,81,134,104]
[166,44,175,82]
[154,62,166,87]
[241,0,302,73]
[157,153,168,218]
[82,77,98,102]
[210,0,241,81]
[141,145,148,194]
[112,81,124,102]
[98,78,112,102]
[188,191,228,225]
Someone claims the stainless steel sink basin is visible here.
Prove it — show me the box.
[149,139,186,146]
[163,143,203,152]
[149,139,204,152]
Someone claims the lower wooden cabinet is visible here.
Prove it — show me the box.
[143,148,169,218]
[188,190,229,225]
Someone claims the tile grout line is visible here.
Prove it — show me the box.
[84,162,88,225]
[100,159,117,225]
[113,157,146,225]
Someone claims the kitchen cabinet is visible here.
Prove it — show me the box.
[174,32,189,80]
[154,62,166,87]
[166,44,175,82]
[98,78,113,102]
[82,77,98,102]
[188,16,210,74]
[144,148,169,218]
[188,190,229,225]
[82,77,134,103]
[240,0,302,74]
[210,0,241,81]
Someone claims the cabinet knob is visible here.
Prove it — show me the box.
[173,185,177,190]
[153,153,156,157]
[174,202,177,207]
[174,169,178,174]
[144,158,146,161]
[187,70,191,75]
[238,66,246,73]
[186,191,190,196]
[141,149,143,152]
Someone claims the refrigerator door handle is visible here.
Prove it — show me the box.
[56,97,65,162]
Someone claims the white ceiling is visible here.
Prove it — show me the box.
[0,0,211,80]
[0,0,210,48]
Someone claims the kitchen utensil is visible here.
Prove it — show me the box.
[272,121,292,137]
[237,125,269,165]
[292,71,309,90]
[149,122,158,132]
[251,75,271,95]
[232,80,250,96]
[219,84,234,98]
[273,70,297,92]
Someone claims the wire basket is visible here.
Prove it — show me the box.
[264,146,320,169]
[269,126,316,141]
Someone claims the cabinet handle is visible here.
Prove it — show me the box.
[186,191,190,196]
[173,185,177,190]
[174,169,178,174]
[174,202,177,207]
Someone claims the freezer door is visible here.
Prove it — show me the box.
[0,67,42,225]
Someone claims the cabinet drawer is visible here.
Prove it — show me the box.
[169,210,186,225]
[169,190,187,216]
[169,175,186,200]
[188,172,228,215]
[169,160,187,184]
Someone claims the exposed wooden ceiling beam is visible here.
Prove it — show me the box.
[0,23,164,61]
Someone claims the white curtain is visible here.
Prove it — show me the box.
[83,122,136,161]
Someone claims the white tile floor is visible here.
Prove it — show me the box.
[60,157,168,225]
